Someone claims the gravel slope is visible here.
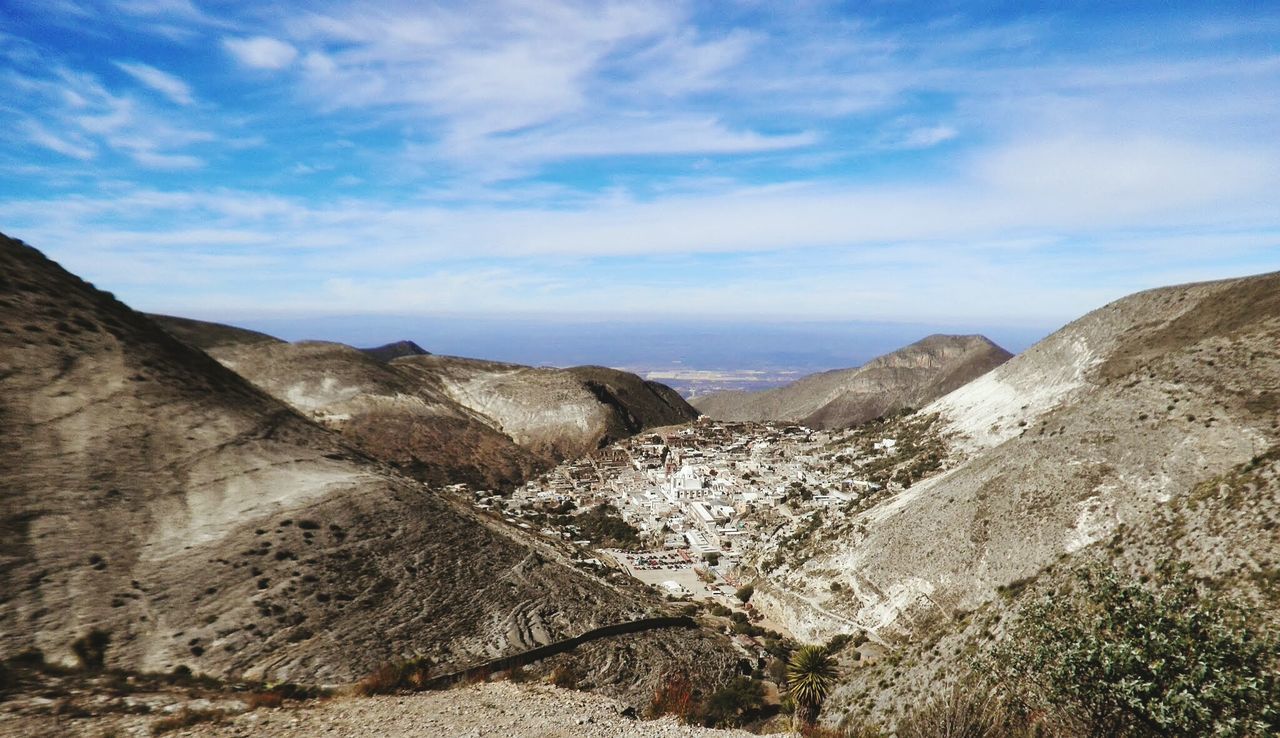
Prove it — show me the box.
[183,683,783,738]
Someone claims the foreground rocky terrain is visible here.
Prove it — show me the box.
[0,679,781,738]
[0,233,735,704]
[154,318,698,490]
[693,334,1011,428]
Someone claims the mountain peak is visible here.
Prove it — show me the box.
[359,339,431,362]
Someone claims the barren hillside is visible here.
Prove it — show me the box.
[693,334,1011,429]
[0,233,735,701]
[201,339,543,489]
[165,325,699,489]
[740,271,1280,721]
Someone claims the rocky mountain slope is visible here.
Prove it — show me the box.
[190,336,698,490]
[0,233,735,701]
[692,334,1011,429]
[741,270,1280,721]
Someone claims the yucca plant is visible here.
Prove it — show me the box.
[787,644,839,728]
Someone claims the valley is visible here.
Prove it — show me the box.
[2,232,1278,737]
[6,3,1278,736]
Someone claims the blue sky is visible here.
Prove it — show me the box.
[1,1,1278,343]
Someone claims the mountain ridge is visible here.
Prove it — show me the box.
[693,333,1012,428]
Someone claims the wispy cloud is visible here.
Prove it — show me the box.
[222,36,298,69]
[20,120,97,160]
[113,60,194,105]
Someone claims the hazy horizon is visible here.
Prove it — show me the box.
[163,310,1050,380]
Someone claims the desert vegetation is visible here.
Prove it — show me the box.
[986,562,1280,737]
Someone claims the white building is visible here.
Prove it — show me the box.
[664,464,707,501]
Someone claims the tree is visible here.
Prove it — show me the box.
[786,644,838,728]
[990,562,1280,737]
[735,584,755,603]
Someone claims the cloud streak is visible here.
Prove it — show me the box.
[113,60,194,105]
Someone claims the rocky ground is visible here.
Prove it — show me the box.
[1,681,785,737]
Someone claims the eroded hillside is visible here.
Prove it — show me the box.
[0,233,735,703]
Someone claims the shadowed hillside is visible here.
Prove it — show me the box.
[358,340,430,363]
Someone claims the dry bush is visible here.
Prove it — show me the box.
[548,664,579,690]
[150,708,226,735]
[800,724,887,738]
[896,683,1026,738]
[354,659,432,696]
[244,690,284,709]
[646,673,698,721]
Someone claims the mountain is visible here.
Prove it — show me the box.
[0,233,734,699]
[358,340,430,363]
[692,334,1012,429]
[741,270,1280,719]
[184,333,699,489]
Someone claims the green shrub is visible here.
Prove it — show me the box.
[735,584,755,604]
[700,676,768,727]
[990,562,1280,737]
[825,632,853,653]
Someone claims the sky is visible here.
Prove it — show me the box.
[1,1,1279,367]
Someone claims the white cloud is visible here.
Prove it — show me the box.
[113,60,194,105]
[426,116,816,180]
[222,36,299,69]
[898,125,958,149]
[128,149,204,169]
[972,135,1274,217]
[22,121,96,159]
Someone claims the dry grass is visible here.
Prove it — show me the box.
[150,708,227,735]
[243,690,285,709]
[354,659,433,696]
